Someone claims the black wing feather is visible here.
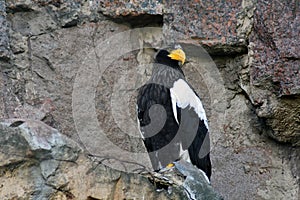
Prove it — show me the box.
[137,83,181,170]
[137,83,211,180]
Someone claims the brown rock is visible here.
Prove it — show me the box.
[163,0,247,55]
[247,1,300,144]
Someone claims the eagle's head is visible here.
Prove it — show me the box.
[155,45,186,67]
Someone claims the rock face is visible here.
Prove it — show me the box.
[0,121,220,199]
[0,1,11,60]
[0,0,299,199]
[249,1,300,145]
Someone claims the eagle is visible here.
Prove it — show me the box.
[137,46,212,181]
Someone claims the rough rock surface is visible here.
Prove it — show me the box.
[0,0,299,199]
[248,1,300,145]
[163,0,247,55]
[0,0,11,60]
[0,121,220,199]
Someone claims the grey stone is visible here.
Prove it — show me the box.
[40,159,59,179]
[0,0,11,60]
[0,121,218,199]
[8,8,57,36]
[175,161,223,200]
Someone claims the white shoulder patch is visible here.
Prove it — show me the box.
[170,79,208,129]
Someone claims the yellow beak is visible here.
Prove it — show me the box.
[168,49,186,65]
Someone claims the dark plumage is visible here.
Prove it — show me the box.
[137,47,211,180]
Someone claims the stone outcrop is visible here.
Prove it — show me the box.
[0,121,221,199]
[248,1,300,145]
[0,0,11,60]
[0,0,299,199]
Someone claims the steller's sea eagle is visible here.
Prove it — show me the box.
[137,46,211,181]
